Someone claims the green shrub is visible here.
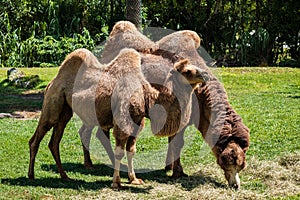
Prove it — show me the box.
[1,27,95,68]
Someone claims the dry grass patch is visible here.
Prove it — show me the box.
[68,153,299,200]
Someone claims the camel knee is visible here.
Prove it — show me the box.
[48,140,55,152]
[126,144,136,154]
[29,125,50,150]
[48,135,59,153]
[115,146,125,160]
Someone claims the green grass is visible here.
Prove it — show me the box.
[0,67,299,199]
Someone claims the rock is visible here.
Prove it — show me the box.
[0,113,24,119]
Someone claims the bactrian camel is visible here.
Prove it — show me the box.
[79,21,250,189]
[28,47,207,189]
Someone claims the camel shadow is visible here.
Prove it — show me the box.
[1,163,225,192]
[1,176,110,190]
[40,162,226,191]
[139,170,226,191]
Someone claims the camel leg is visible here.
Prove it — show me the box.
[165,136,174,171]
[112,129,127,189]
[126,135,144,185]
[28,121,53,180]
[96,128,115,166]
[112,119,145,189]
[48,105,73,180]
[127,120,144,185]
[167,130,188,178]
[79,125,94,169]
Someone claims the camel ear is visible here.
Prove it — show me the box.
[236,153,244,166]
[174,59,189,72]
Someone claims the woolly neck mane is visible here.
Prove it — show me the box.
[141,53,194,137]
[196,79,250,155]
[148,66,194,137]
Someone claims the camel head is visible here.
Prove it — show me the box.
[173,59,209,88]
[215,122,250,189]
[217,141,246,190]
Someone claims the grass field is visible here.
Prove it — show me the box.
[0,67,299,199]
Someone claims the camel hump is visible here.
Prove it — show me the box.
[58,48,100,75]
[107,48,142,74]
[67,48,93,60]
[110,21,137,36]
[179,30,201,48]
[157,30,201,51]
[116,48,141,66]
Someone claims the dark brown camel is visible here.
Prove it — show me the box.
[157,30,250,189]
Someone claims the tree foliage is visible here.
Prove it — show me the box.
[0,0,299,67]
[143,0,300,67]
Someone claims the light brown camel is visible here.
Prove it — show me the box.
[79,21,250,189]
[28,48,154,181]
[28,47,207,189]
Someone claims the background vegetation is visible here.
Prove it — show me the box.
[0,0,299,68]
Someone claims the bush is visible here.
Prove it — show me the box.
[1,27,95,68]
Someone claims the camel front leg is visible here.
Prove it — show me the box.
[166,130,188,178]
[112,145,125,189]
[96,128,115,166]
[112,125,127,189]
[165,136,174,171]
[126,136,144,185]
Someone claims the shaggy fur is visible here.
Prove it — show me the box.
[102,21,250,189]
[158,30,250,189]
[101,23,250,188]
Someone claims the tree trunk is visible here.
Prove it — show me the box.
[126,0,141,28]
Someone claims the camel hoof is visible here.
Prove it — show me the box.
[171,171,188,179]
[28,174,34,180]
[165,164,173,171]
[112,182,122,190]
[84,164,95,170]
[130,178,144,185]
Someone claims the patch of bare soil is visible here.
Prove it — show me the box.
[0,111,41,119]
[14,110,41,119]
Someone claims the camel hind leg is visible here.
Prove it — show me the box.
[48,104,73,180]
[28,121,53,180]
[28,86,71,180]
[79,125,115,169]
[79,125,95,169]
[96,128,115,166]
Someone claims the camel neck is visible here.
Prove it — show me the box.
[197,79,239,148]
